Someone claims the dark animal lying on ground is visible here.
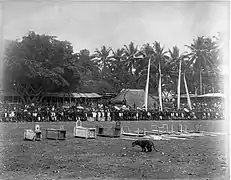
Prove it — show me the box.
[132,139,158,152]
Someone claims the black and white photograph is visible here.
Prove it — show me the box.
[0,0,230,179]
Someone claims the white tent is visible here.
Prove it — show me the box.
[198,93,225,98]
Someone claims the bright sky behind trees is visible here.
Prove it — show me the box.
[3,1,229,54]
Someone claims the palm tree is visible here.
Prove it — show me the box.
[169,46,181,109]
[137,44,155,88]
[123,42,141,75]
[185,36,217,95]
[92,45,112,78]
[107,48,128,91]
[169,46,193,110]
[168,46,182,89]
[181,56,193,110]
[153,41,169,111]
[137,43,169,94]
[110,48,125,72]
[75,49,97,74]
[138,43,155,110]
[137,43,154,73]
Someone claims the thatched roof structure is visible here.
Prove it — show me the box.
[111,89,159,109]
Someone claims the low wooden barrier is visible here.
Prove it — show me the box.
[121,126,146,137]
[151,124,169,134]
[178,124,188,133]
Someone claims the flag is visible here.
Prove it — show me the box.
[144,57,151,111]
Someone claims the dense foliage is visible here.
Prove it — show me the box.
[2,31,224,103]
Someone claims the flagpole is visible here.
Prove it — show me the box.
[158,61,163,112]
[144,57,151,111]
[183,71,192,110]
[177,58,182,110]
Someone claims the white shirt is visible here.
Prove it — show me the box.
[92,112,97,118]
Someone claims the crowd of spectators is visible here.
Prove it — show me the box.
[0,97,225,122]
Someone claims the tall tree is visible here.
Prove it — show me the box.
[123,42,141,75]
[92,45,112,78]
[185,36,218,95]
[107,48,129,91]
[168,46,182,95]
[110,48,125,74]
[75,49,114,93]
[181,55,193,110]
[3,31,80,103]
[153,42,169,111]
[137,43,162,94]
[137,43,155,110]
[169,46,194,110]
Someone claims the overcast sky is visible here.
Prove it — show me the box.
[2,1,229,54]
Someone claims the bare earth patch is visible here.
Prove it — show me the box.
[0,121,229,180]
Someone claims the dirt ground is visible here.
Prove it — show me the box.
[0,121,229,180]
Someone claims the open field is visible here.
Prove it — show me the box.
[0,120,229,180]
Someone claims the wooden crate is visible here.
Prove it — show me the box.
[45,128,66,140]
[24,124,42,141]
[74,120,96,139]
[74,127,96,139]
[34,124,42,140]
[24,129,36,141]
[97,126,121,138]
[34,130,42,140]
[97,121,121,138]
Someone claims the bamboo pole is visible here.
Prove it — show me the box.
[158,61,163,112]
[183,71,192,110]
[144,57,151,111]
[177,58,182,110]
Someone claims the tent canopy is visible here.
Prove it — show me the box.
[197,93,225,98]
[179,93,225,99]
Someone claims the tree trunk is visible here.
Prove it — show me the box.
[183,71,192,110]
[15,83,28,104]
[15,83,45,105]
[177,58,182,110]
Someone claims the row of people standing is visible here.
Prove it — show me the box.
[0,101,224,122]
[111,110,224,121]
[1,109,224,122]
